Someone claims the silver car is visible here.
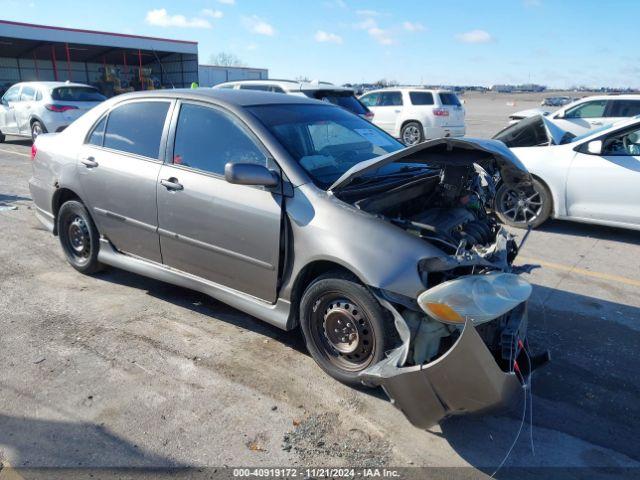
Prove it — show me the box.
[29,89,547,427]
[494,114,640,230]
[0,81,106,142]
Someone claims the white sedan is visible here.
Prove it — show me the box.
[493,115,640,231]
[507,94,640,135]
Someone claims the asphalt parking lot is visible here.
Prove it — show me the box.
[1,96,639,478]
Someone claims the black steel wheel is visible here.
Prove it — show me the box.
[299,273,392,386]
[495,178,552,229]
[57,200,103,274]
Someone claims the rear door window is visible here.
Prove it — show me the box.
[20,86,35,101]
[409,91,434,105]
[438,92,461,106]
[103,101,170,159]
[379,91,403,106]
[172,102,267,175]
[606,100,640,118]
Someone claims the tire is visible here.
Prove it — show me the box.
[495,178,552,229]
[31,121,45,142]
[401,121,424,146]
[0,130,5,143]
[57,200,103,274]
[299,272,394,387]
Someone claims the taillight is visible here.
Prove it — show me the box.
[45,104,78,112]
[30,143,37,160]
[433,108,449,117]
[365,111,375,120]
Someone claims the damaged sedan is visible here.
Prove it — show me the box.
[29,89,547,428]
[493,114,640,230]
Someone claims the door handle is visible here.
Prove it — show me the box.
[394,109,401,113]
[160,178,183,191]
[591,121,603,126]
[80,157,98,168]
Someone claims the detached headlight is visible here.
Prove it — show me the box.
[417,273,532,325]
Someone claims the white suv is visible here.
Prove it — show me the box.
[0,81,106,142]
[359,88,466,145]
[213,79,373,121]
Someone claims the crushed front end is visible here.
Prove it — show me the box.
[334,138,550,428]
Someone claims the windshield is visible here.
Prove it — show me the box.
[249,104,404,188]
[51,87,106,102]
[569,123,613,143]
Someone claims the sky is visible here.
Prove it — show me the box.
[2,0,639,88]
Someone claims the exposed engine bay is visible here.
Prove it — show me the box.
[338,161,519,271]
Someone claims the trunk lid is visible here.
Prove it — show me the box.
[438,91,465,127]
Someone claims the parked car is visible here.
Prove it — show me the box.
[358,88,466,146]
[213,79,373,121]
[507,94,640,135]
[0,81,106,142]
[494,114,640,230]
[540,96,576,107]
[29,88,547,428]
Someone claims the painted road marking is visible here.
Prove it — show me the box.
[519,255,640,288]
[0,148,29,158]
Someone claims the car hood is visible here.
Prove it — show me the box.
[493,114,572,148]
[328,137,532,191]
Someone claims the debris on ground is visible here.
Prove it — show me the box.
[282,412,391,467]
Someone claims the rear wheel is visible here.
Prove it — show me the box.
[299,273,392,387]
[401,121,424,146]
[0,130,5,143]
[495,178,552,229]
[57,200,103,274]
[31,121,45,141]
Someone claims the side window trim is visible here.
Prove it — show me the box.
[165,99,275,180]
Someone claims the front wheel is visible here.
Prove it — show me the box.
[299,273,393,387]
[57,200,103,274]
[401,121,424,146]
[495,178,552,229]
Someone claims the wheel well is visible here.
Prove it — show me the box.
[51,188,82,235]
[287,260,359,328]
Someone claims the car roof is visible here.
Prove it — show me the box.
[108,87,328,107]
[214,79,353,92]
[14,81,96,89]
[570,94,640,102]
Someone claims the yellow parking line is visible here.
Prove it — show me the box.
[518,255,640,288]
[0,147,30,158]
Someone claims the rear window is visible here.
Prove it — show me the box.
[305,90,368,115]
[439,92,461,106]
[51,87,106,102]
[409,91,434,105]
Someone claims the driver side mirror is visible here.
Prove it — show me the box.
[586,140,602,155]
[224,162,279,187]
[555,110,565,119]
